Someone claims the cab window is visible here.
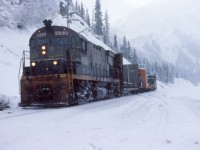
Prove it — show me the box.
[81,40,88,54]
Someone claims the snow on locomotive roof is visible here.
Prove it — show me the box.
[123,58,131,65]
[53,15,131,65]
[78,30,131,65]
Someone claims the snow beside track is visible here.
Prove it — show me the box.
[1,79,200,150]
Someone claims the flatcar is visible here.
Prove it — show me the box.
[19,20,156,107]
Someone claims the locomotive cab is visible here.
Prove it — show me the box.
[29,21,79,76]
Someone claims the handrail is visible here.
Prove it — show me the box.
[18,58,23,94]
[18,50,30,94]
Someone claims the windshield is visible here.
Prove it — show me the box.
[30,46,65,59]
[148,78,155,85]
[52,37,68,46]
[30,37,70,59]
[48,46,64,58]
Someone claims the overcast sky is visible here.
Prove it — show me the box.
[78,0,155,25]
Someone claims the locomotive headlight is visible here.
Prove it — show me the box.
[42,45,46,50]
[53,60,58,65]
[42,50,46,55]
[31,62,36,67]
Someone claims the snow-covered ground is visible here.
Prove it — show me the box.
[1,78,200,150]
[1,2,200,149]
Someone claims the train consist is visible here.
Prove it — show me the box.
[19,20,157,107]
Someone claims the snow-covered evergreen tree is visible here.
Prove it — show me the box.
[94,0,103,36]
[162,62,169,83]
[80,3,85,20]
[102,11,110,46]
[120,36,127,54]
[122,36,127,51]
[75,1,78,11]
[65,0,74,9]
[120,37,132,61]
[75,1,81,15]
[60,1,68,17]
[126,41,131,60]
[113,34,118,52]
[131,48,138,64]
[85,9,91,26]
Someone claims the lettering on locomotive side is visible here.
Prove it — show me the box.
[37,32,46,37]
[55,31,68,36]
[81,57,89,65]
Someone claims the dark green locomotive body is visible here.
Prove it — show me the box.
[19,21,122,106]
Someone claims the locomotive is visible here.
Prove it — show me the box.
[19,20,156,107]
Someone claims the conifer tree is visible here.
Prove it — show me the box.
[65,0,72,4]
[80,3,85,20]
[120,36,127,53]
[59,2,68,16]
[94,0,103,36]
[113,34,118,52]
[146,59,151,74]
[103,26,106,43]
[66,0,74,9]
[77,4,81,15]
[126,41,131,60]
[102,10,110,46]
[85,9,91,26]
[162,63,169,83]
[142,58,146,68]
[75,1,78,12]
[131,48,138,64]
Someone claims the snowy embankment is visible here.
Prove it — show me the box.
[0,27,34,97]
[0,78,200,150]
[0,28,32,110]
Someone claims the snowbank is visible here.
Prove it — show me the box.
[1,78,200,150]
[158,78,200,101]
[0,94,19,110]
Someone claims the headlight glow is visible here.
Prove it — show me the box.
[53,60,58,65]
[42,50,46,55]
[42,46,46,50]
[31,62,36,67]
